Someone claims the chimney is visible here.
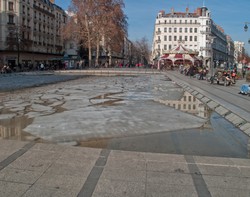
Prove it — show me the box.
[196,8,202,16]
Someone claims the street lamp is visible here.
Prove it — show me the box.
[244,22,250,32]
[244,22,250,45]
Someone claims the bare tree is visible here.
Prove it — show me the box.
[132,37,151,66]
[63,0,127,67]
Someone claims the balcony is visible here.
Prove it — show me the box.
[200,30,211,34]
[200,46,211,51]
[156,31,161,35]
[156,39,161,44]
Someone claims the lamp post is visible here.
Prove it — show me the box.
[244,22,250,44]
[17,37,21,67]
[209,36,216,76]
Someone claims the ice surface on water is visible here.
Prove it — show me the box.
[0,75,207,142]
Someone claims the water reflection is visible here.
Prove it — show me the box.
[158,91,210,118]
[0,116,34,140]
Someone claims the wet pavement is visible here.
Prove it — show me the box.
[0,70,250,196]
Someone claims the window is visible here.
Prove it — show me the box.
[9,2,14,11]
[174,28,177,33]
[185,28,188,33]
[194,28,197,33]
[194,36,197,41]
[164,27,167,32]
[169,45,172,50]
[164,45,167,50]
[169,28,172,33]
[169,36,172,41]
[190,28,192,33]
[190,36,193,41]
[174,36,177,41]
[179,28,182,33]
[164,36,167,41]
[185,36,187,41]
[179,36,182,41]
[8,15,14,24]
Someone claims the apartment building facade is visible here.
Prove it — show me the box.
[234,41,245,64]
[0,0,66,69]
[152,6,229,68]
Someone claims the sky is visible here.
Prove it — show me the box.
[56,0,250,53]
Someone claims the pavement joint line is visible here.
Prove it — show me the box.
[77,149,111,197]
[0,141,36,171]
[184,155,212,197]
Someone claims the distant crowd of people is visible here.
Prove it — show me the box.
[178,63,248,86]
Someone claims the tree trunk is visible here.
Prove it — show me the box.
[95,38,100,67]
[108,47,112,66]
[85,14,92,67]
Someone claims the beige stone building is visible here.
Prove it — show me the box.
[152,6,229,68]
[0,0,66,70]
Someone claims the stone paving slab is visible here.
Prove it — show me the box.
[240,123,250,131]
[207,101,220,110]
[191,90,199,95]
[0,140,250,197]
[215,106,230,116]
[201,96,211,103]
[245,128,250,135]
[0,180,30,197]
[196,93,204,99]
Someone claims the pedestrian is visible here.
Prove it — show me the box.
[231,70,236,84]
[242,67,246,79]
